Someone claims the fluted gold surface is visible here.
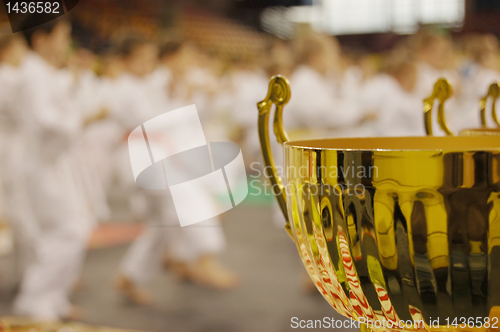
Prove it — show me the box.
[259,75,500,331]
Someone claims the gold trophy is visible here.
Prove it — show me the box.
[258,76,500,331]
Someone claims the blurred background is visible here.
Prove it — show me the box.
[1,0,500,331]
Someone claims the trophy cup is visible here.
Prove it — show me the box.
[258,76,500,331]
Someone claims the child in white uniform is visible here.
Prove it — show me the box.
[115,36,237,305]
[0,28,29,266]
[456,34,500,130]
[225,56,269,163]
[286,33,365,138]
[13,19,93,320]
[409,30,462,133]
[0,29,27,216]
[361,57,424,137]
[410,30,461,99]
[69,50,122,223]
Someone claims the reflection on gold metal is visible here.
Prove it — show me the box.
[258,75,500,331]
[480,83,500,128]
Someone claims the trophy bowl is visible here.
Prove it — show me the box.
[258,76,500,331]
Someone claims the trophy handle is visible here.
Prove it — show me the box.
[423,78,454,136]
[479,82,500,128]
[257,75,292,236]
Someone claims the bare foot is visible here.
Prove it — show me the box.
[170,256,240,290]
[115,275,153,305]
[72,278,84,293]
[302,275,319,295]
[63,305,84,321]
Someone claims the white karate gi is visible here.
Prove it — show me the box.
[226,68,268,158]
[12,52,93,320]
[0,62,39,274]
[339,65,365,102]
[73,70,121,222]
[285,65,364,138]
[0,63,24,220]
[181,66,229,142]
[360,74,425,137]
[414,62,461,99]
[454,62,500,131]
[112,71,225,286]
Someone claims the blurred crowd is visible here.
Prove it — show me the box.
[280,28,500,140]
[0,15,500,322]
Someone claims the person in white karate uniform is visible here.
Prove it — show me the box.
[12,19,93,320]
[285,33,367,139]
[69,49,122,223]
[225,56,269,164]
[113,35,237,305]
[0,28,30,266]
[0,29,27,214]
[409,30,463,134]
[153,43,234,281]
[454,34,500,131]
[410,30,461,98]
[360,56,424,137]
